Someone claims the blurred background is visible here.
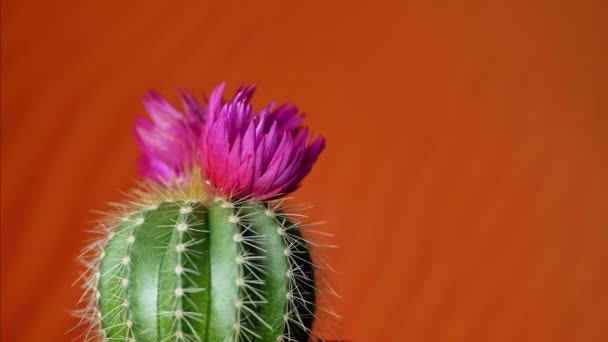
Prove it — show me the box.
[1,0,607,341]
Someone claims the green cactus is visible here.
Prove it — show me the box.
[90,197,315,342]
[75,84,337,341]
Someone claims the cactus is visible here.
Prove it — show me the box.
[96,198,315,342]
[75,83,335,342]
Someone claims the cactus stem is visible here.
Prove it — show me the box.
[73,173,340,341]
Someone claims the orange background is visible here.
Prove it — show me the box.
[1,0,607,341]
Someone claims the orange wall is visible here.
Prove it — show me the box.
[1,1,607,341]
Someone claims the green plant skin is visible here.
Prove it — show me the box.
[97,200,315,342]
[239,205,290,341]
[207,201,240,341]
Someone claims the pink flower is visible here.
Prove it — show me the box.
[200,83,325,200]
[134,83,325,200]
[134,90,204,184]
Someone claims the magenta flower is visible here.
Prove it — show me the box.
[134,90,204,184]
[200,83,325,200]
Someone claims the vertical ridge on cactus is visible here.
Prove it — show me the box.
[75,84,337,342]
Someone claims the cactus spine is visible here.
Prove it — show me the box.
[94,197,315,342]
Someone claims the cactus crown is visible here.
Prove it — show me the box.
[75,84,337,342]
